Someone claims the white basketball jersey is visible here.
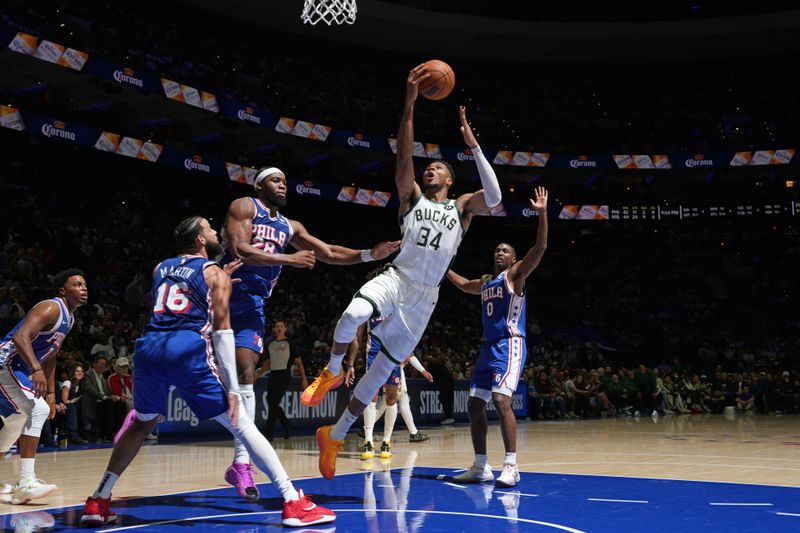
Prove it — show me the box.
[393,194,464,286]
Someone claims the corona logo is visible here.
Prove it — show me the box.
[296,181,322,196]
[685,154,713,167]
[113,67,144,87]
[457,149,475,162]
[184,155,210,172]
[41,121,75,140]
[570,155,596,168]
[347,133,370,148]
[237,106,261,124]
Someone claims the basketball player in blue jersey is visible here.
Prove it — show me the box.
[0,269,87,504]
[447,186,548,488]
[310,65,504,479]
[221,166,399,499]
[347,318,433,461]
[80,217,335,528]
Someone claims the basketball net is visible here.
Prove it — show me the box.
[301,0,357,25]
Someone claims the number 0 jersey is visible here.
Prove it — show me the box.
[481,270,526,342]
[392,194,465,286]
[143,255,217,337]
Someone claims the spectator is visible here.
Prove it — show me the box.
[108,356,133,433]
[60,364,89,444]
[81,356,119,442]
[736,385,755,412]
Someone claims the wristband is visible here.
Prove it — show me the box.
[32,368,43,373]
[360,249,375,262]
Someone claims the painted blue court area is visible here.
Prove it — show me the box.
[2,467,800,532]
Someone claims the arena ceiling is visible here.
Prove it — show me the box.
[182,0,800,62]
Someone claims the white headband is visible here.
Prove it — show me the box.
[253,167,284,189]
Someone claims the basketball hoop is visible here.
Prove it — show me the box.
[301,0,357,25]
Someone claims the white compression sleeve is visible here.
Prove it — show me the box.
[472,145,501,208]
[212,329,240,395]
[408,356,425,374]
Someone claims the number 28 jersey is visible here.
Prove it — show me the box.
[392,194,465,286]
[143,255,217,337]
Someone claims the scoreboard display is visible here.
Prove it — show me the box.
[604,203,794,221]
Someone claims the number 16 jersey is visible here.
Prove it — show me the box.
[392,194,465,286]
[143,255,216,337]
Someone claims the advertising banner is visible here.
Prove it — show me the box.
[157,379,527,435]
[0,105,25,131]
[85,58,162,92]
[24,112,99,146]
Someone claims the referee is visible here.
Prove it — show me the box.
[260,321,308,440]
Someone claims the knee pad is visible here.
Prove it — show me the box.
[22,397,50,438]
[333,297,374,345]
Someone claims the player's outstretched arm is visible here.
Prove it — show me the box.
[507,187,549,292]
[205,265,240,426]
[396,65,428,207]
[446,270,485,295]
[10,300,60,398]
[225,198,315,269]
[456,107,503,221]
[288,219,399,265]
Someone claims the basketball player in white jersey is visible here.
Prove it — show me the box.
[307,64,503,479]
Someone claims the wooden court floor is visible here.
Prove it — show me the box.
[1,413,798,516]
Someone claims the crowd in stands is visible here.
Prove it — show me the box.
[3,0,800,158]
[1,133,798,449]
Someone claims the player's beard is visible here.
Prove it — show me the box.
[265,190,287,208]
[423,180,445,193]
[205,240,223,259]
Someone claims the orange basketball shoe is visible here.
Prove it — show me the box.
[301,367,344,407]
[316,425,344,480]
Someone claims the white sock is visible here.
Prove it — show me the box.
[398,393,417,434]
[474,454,488,469]
[215,410,299,501]
[327,351,346,376]
[375,395,387,420]
[383,403,397,443]
[363,401,377,444]
[504,452,517,465]
[93,471,119,499]
[19,458,35,485]
[233,384,255,465]
[330,408,359,441]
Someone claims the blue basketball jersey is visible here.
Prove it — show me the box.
[0,298,73,373]
[143,255,217,336]
[481,270,526,342]
[222,197,293,299]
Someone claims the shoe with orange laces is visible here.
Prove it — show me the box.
[316,425,344,480]
[80,496,117,526]
[300,367,344,407]
[282,489,336,527]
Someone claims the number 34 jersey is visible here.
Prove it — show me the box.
[143,255,217,337]
[392,194,465,286]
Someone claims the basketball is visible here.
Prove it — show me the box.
[418,59,455,101]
